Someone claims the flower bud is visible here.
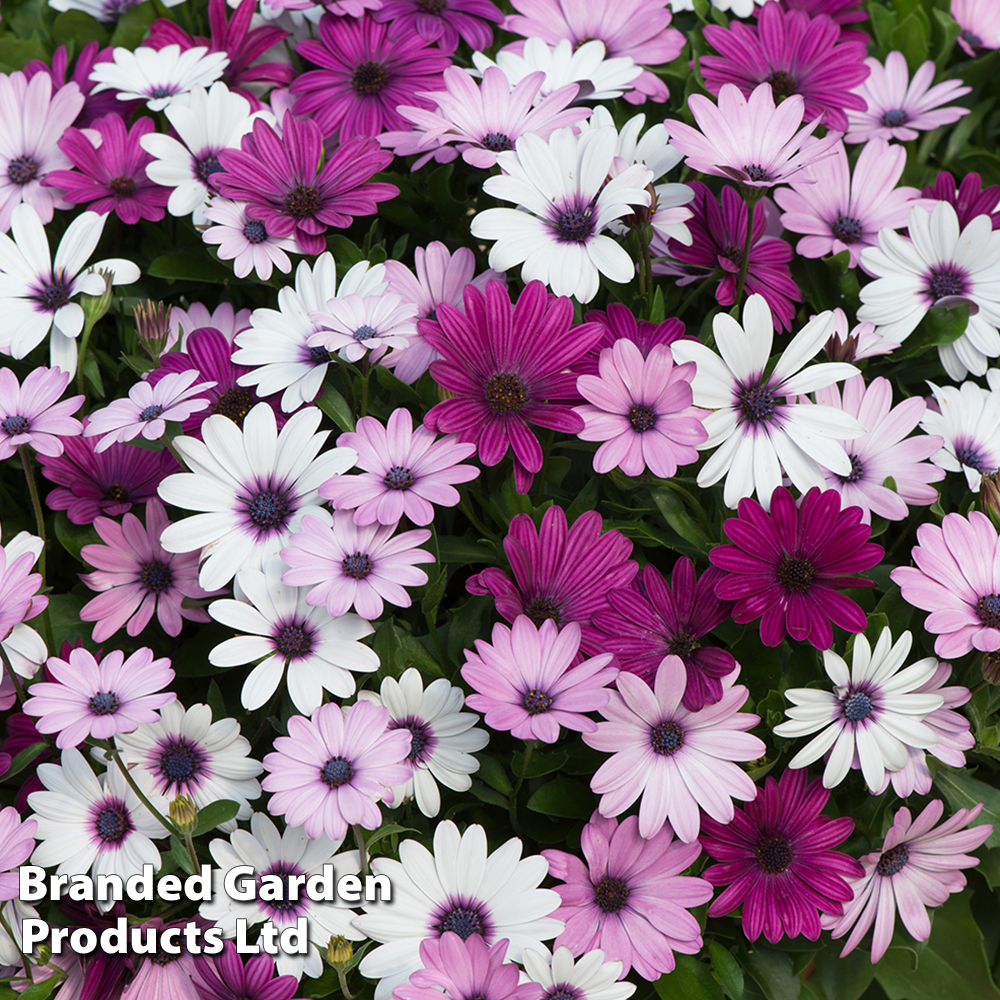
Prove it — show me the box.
[983,650,1000,686]
[80,269,114,331]
[169,794,198,833]
[981,472,1000,530]
[134,300,172,365]
[326,935,352,967]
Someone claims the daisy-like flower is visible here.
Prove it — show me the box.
[158,404,357,591]
[922,169,1000,230]
[774,628,944,792]
[822,800,993,963]
[711,486,883,650]
[202,198,298,280]
[0,527,47,646]
[921,370,1000,490]
[669,0,767,14]
[208,557,378,713]
[373,0,503,53]
[353,820,564,1000]
[119,918,201,999]
[193,941,306,1000]
[572,303,686,379]
[0,204,140,376]
[49,0,158,19]
[670,295,862,510]
[522,947,634,1000]
[542,812,710,980]
[775,138,921,269]
[953,0,1000,57]
[423,281,603,493]
[845,52,971,144]
[168,300,252,350]
[462,618,617,743]
[700,767,864,944]
[0,807,36,901]
[357,668,489,818]
[201,812,365,979]
[23,646,175,749]
[262,699,412,841]
[824,308,901,363]
[89,45,230,112]
[80,498,220,641]
[291,13,450,139]
[574,341,707,479]
[280,511,434,620]
[891,509,1000,657]
[0,71,83,234]
[0,366,83,461]
[471,127,653,304]
[808,375,945,523]
[308,291,417,366]
[858,201,1000,380]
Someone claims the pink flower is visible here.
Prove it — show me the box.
[953,0,1000,57]
[572,302,687,379]
[321,408,479,526]
[373,0,504,54]
[23,647,175,749]
[0,542,47,644]
[0,366,83,460]
[823,308,900,362]
[461,617,617,743]
[202,198,298,280]
[0,806,36,901]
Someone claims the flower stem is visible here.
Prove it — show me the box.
[18,448,54,652]
[0,643,30,711]
[641,227,655,319]
[76,317,101,399]
[105,744,181,838]
[336,968,356,999]
[458,496,499,544]
[673,275,714,323]
[733,195,757,310]
[353,824,369,878]
[508,739,537,837]
[0,906,33,983]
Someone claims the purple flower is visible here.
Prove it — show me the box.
[202,198,298,281]
[572,303,687,379]
[780,0,867,33]
[700,767,864,944]
[0,366,83,460]
[193,940,304,1000]
[373,0,503,53]
[710,486,883,650]
[0,807,36,901]
[214,113,397,256]
[953,0,1000,58]
[0,541,47,644]
[921,170,1000,230]
[292,14,451,139]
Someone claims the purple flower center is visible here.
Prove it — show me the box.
[391,716,434,763]
[352,61,388,95]
[547,990,580,1000]
[214,387,254,425]
[7,154,39,186]
[110,175,136,197]
[36,277,73,312]
[1,415,29,436]
[961,29,984,46]
[140,560,173,593]
[259,863,304,913]
[196,155,224,186]
[354,324,377,341]
[150,86,176,99]
[765,70,797,99]
[436,905,485,939]
[665,630,696,657]
[384,465,415,490]
[742,164,772,183]
[738,382,776,424]
[837,453,865,484]
[482,132,514,153]
[832,216,864,244]
[521,688,554,715]
[927,268,966,300]
[89,691,121,715]
[342,552,374,579]
[417,0,446,11]
[593,876,629,913]
[285,185,321,219]
[955,443,988,472]
[777,556,814,593]
[156,738,206,785]
[484,372,527,414]
[320,755,355,787]
[243,220,268,244]
[246,489,290,529]
[628,404,656,432]
[94,800,133,843]
[842,690,873,722]
[140,404,164,422]
[755,835,792,874]
[105,483,129,502]
[276,622,313,658]
[524,596,561,627]
[721,245,743,267]
[650,719,684,756]
[881,109,909,128]
[310,345,332,364]
[875,843,909,877]
[976,593,1000,628]
[554,209,593,243]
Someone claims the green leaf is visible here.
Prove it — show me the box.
[207,680,226,721]
[170,835,197,876]
[364,824,419,853]
[446,594,490,665]
[468,780,508,808]
[654,955,725,1000]
[192,799,241,836]
[0,33,48,72]
[148,252,232,284]
[315,383,355,432]
[18,976,64,1000]
[931,8,960,69]
[650,285,666,323]
[43,592,89,651]
[736,945,800,1000]
[651,487,711,549]
[811,947,875,1000]
[526,776,594,819]
[708,943,744,1000]
[474,753,513,795]
[436,536,496,565]
[893,303,969,360]
[326,235,366,270]
[511,748,568,780]
[892,8,931,70]
[420,566,448,619]
[977,846,1000,889]
[5,741,47,780]
[54,510,101,563]
[52,10,108,47]
[934,769,1000,847]
[108,1,156,47]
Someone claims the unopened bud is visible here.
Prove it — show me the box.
[983,651,1000,686]
[170,794,198,833]
[134,300,172,364]
[326,935,352,967]
[80,269,114,330]
[36,944,51,966]
[621,182,657,231]
[981,472,1000,530]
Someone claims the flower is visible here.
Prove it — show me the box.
[0,807,36,901]
[823,308,900,362]
[471,127,653,304]
[121,918,200,999]
[462,618,617,743]
[192,941,305,1000]
[572,303,686,379]
[857,201,1000,380]
[922,169,1000,230]
[214,113,397,255]
[280,511,434,620]
[574,340,707,478]
[0,203,140,376]
[467,505,638,657]
[891,509,1000,658]
[700,767,864,943]
[774,138,921,269]
[357,668,489,818]
[208,557,378,713]
[372,0,503,53]
[822,800,993,962]
[23,646,175,749]
[168,300,252,350]
[953,0,1000,58]
[158,404,357,591]
[521,947,635,1000]
[669,0,767,14]
[422,281,603,492]
[308,291,417,366]
[262,699,412,841]
[542,812,711,980]
[352,821,563,1000]
[700,2,869,132]
[202,198,298,280]
[291,13,450,139]
[24,40,129,127]
[844,52,971,144]
[710,486,883,649]
[0,366,83,461]
[666,82,842,189]
[670,295,863,510]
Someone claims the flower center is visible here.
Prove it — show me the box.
[521,688,554,715]
[721,245,743,267]
[742,164,772,183]
[259,864,302,912]
[664,631,696,657]
[955,443,988,472]
[309,345,331,364]
[547,991,578,1000]
[976,593,1000,628]
[842,690,874,722]
[875,843,909,877]
[765,70,797,99]
[37,277,72,312]
[246,490,290,529]
[213,387,254,425]
[593,876,629,913]
[353,324,377,341]
[628,404,656,432]
[927,269,965,300]
[275,623,312,658]
[7,154,38,185]
[554,209,593,243]
[95,802,133,843]
[832,215,864,244]
[104,483,129,502]
[342,552,374,579]
[392,717,433,763]
[961,29,983,46]
[320,755,354,788]
[837,453,865,484]
[484,372,527,414]
[482,132,514,153]
[156,739,204,784]
[739,382,776,424]
[755,835,792,874]
[110,175,136,197]
[523,596,561,627]
[139,404,164,422]
[243,220,267,244]
[777,556,814,593]
[139,560,172,593]
[352,61,388,95]
[284,184,321,218]
[150,947,182,965]
[384,465,415,490]
[650,719,684,756]
[1,415,29,436]
[150,87,175,99]
[89,691,121,715]
[417,0,446,10]
[196,155,224,185]
[437,906,484,939]
[880,109,909,128]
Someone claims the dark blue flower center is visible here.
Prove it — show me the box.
[928,269,965,299]
[243,220,267,244]
[521,688,553,715]
[352,61,388,95]
[310,345,332,364]
[392,717,432,763]
[1,415,29,435]
[628,404,656,432]
[739,383,776,424]
[881,109,909,128]
[7,155,38,186]
[650,720,684,756]
[196,155,223,186]
[384,465,415,490]
[320,755,354,788]
[875,843,909,877]
[554,209,593,243]
[37,278,72,312]
[742,164,772,183]
[110,175,136,196]
[246,490,290,529]
[956,443,987,472]
[832,215,864,244]
[417,0,446,10]
[962,29,983,46]
[842,691,873,722]
[593,876,629,913]
[353,325,377,342]
[150,86,175,99]
[140,404,164,422]
[157,739,204,784]
[342,552,373,579]
[837,453,865,484]
[524,596,561,627]
[95,802,132,843]
[89,691,121,715]
[756,835,792,874]
[482,132,514,153]
[436,906,484,939]
[777,556,814,593]
[547,990,579,1000]
[276,623,312,658]
[140,560,172,593]
[976,593,1000,628]
[484,372,527,413]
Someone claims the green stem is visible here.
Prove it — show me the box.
[250,686,284,752]
[458,497,499,544]
[183,830,199,874]
[733,196,757,309]
[533,429,556,504]
[162,437,187,472]
[106,745,181,838]
[18,448,53,651]
[359,357,371,418]
[673,275,714,323]
[76,317,101,398]
[0,905,34,983]
[641,229,655,319]
[353,824,369,878]
[508,739,537,837]
[336,968,357,999]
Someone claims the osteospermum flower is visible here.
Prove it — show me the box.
[585,657,764,842]
[0,366,83,461]
[823,307,900,363]
[0,807,35,901]
[193,941,306,1000]
[542,812,711,980]
[953,0,1000,57]
[373,0,503,52]
[202,198,298,280]
[700,767,863,944]
[711,486,883,649]
[572,303,686,379]
[822,800,993,962]
[308,291,417,365]
[922,170,1000,230]
[167,300,252,350]
[522,947,635,1000]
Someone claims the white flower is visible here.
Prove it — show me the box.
[352,821,563,1000]
[357,668,489,817]
[0,204,140,376]
[1,527,46,682]
[157,403,357,591]
[0,900,39,966]
[670,0,773,14]
[522,947,636,1000]
[49,0,183,20]
[858,201,1000,380]
[308,293,418,368]
[203,198,299,279]
[670,295,863,510]
[773,628,946,793]
[471,126,653,304]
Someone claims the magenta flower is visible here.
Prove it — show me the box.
[0,366,83,460]
[321,407,479,526]
[281,511,435,620]
[572,304,686,380]
[193,941,311,1000]
[891,510,1000,658]
[80,498,220,642]
[262,699,412,841]
[423,280,603,494]
[921,170,1000,230]
[214,113,398,256]
[466,505,638,658]
[0,806,36,901]
[700,767,864,944]
[543,812,711,980]
[373,0,502,53]
[953,0,1000,57]
[42,113,170,225]
[780,0,867,32]
[292,14,451,139]
[823,800,993,962]
[462,617,617,743]
[710,486,883,650]
[23,646,175,749]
